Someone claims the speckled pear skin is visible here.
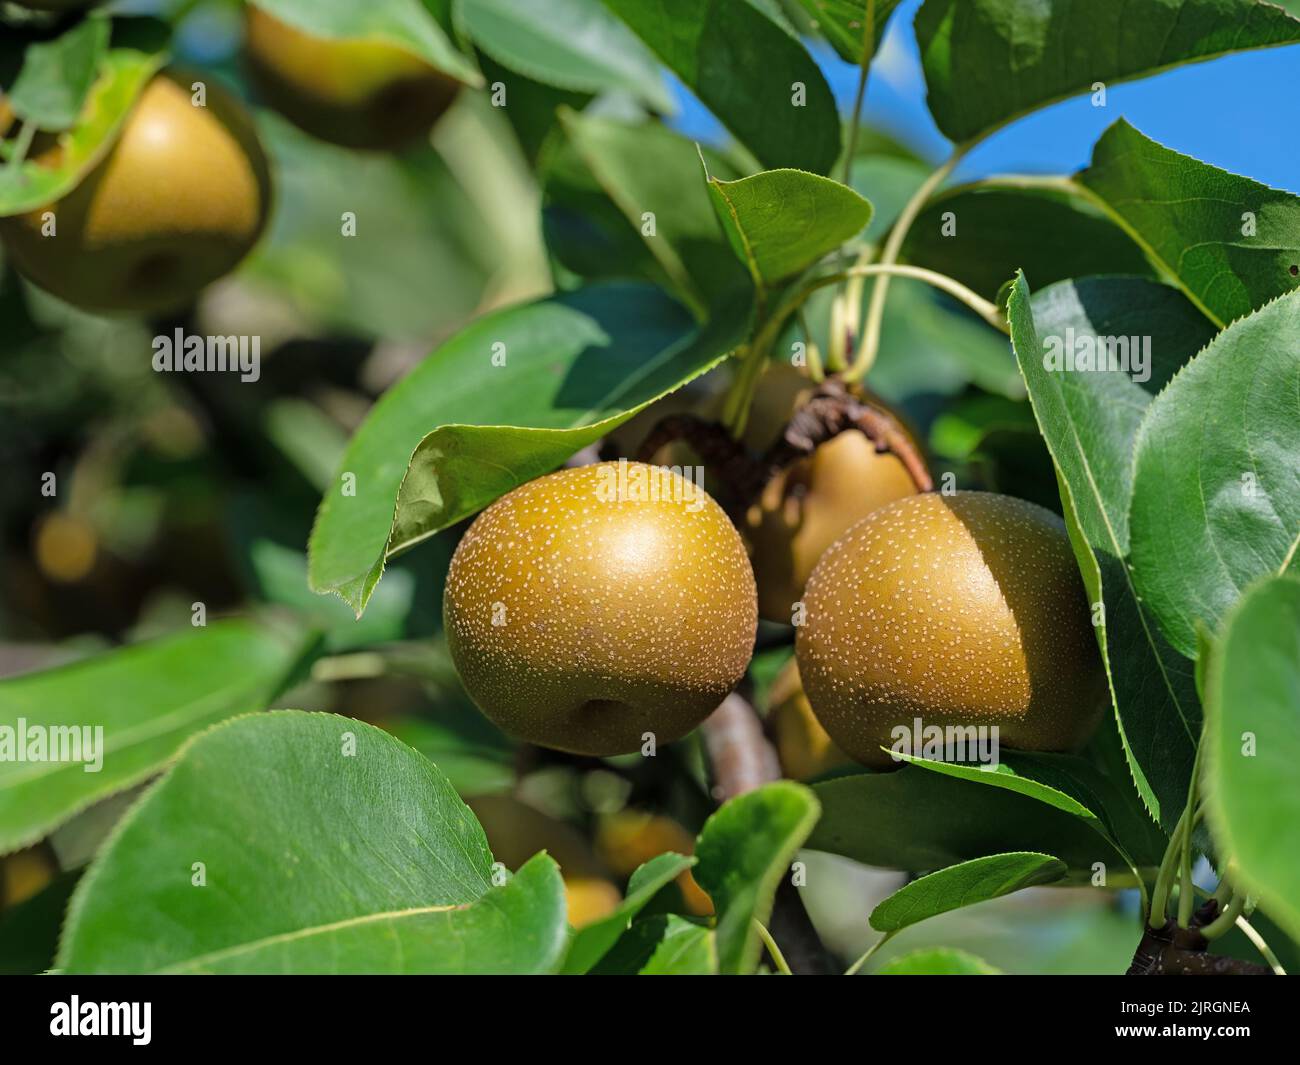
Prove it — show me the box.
[795,491,1106,768]
[444,463,758,756]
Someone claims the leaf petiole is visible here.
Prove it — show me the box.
[844,930,894,976]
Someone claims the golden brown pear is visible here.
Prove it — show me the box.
[444,462,757,757]
[466,795,621,929]
[244,8,459,151]
[745,429,922,623]
[766,658,851,780]
[0,72,270,314]
[795,491,1106,767]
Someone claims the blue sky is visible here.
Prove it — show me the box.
[670,0,1300,191]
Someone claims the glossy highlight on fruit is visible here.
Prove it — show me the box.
[244,8,459,151]
[0,72,271,314]
[795,491,1106,767]
[444,462,758,757]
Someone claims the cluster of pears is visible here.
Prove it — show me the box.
[0,8,460,313]
[443,398,1106,767]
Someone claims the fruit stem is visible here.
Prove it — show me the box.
[845,147,968,381]
[722,257,999,438]
[797,309,824,382]
[1148,806,1188,930]
[1175,736,1206,928]
[847,264,1007,333]
[754,920,793,975]
[838,247,874,365]
[1198,891,1245,941]
[1233,915,1288,975]
[758,264,1005,370]
[1148,728,1205,929]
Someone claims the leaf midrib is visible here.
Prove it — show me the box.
[153,902,465,974]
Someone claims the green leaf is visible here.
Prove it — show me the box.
[476,52,590,164]
[706,167,874,286]
[1130,290,1300,659]
[915,0,1300,145]
[640,914,716,974]
[456,0,671,110]
[601,0,841,174]
[307,282,749,616]
[59,712,570,974]
[165,853,568,975]
[1078,120,1300,328]
[0,47,167,217]
[562,852,695,974]
[897,753,1101,830]
[0,621,311,855]
[588,912,716,973]
[796,0,903,64]
[875,946,1001,975]
[809,766,1133,881]
[1007,274,1212,830]
[870,852,1067,933]
[250,0,481,85]
[541,123,675,292]
[552,112,752,315]
[903,182,1154,301]
[7,15,109,131]
[1205,576,1300,942]
[694,781,820,974]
